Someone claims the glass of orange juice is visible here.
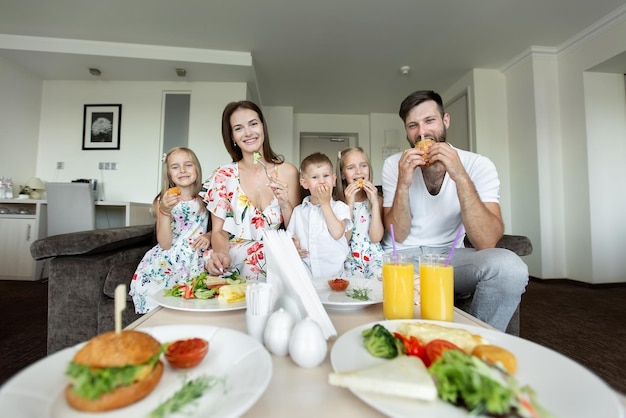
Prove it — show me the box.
[382,253,415,319]
[419,254,454,321]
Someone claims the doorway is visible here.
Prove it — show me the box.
[299,134,358,167]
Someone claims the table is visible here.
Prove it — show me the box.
[126,304,492,417]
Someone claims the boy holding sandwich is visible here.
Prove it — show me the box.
[287,152,353,278]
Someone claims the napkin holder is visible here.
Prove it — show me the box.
[264,230,337,340]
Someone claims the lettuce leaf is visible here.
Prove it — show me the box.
[428,350,554,417]
[66,353,160,400]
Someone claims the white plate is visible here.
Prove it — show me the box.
[312,277,383,311]
[0,325,272,418]
[331,319,624,418]
[153,291,246,312]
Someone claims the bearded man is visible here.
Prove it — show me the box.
[382,90,528,332]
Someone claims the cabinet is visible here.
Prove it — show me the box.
[0,217,38,279]
[0,199,45,281]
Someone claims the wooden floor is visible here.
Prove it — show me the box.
[1,277,625,395]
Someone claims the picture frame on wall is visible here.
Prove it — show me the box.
[82,104,122,150]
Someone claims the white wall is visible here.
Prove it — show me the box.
[556,15,626,283]
[0,56,42,191]
[36,81,246,203]
[583,72,626,283]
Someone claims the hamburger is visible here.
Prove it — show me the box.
[65,330,164,412]
[415,138,435,166]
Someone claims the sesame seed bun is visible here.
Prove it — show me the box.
[72,330,162,368]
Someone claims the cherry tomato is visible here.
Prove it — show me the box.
[328,278,350,291]
[424,339,463,367]
[164,338,209,368]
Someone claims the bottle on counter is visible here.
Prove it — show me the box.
[4,177,13,199]
[0,176,5,199]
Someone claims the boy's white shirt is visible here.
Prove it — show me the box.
[286,196,353,278]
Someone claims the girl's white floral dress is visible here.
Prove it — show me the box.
[130,198,209,313]
[343,200,384,279]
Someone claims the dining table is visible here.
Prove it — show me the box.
[126,302,626,417]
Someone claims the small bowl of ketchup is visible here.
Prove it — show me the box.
[328,278,350,291]
[164,338,209,369]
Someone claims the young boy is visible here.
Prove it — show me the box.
[287,152,353,278]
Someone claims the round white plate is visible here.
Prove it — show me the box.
[153,291,246,312]
[331,319,624,418]
[0,325,272,418]
[312,277,383,311]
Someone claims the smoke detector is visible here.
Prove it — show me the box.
[400,66,410,75]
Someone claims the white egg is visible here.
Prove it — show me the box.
[263,308,295,356]
[289,317,327,368]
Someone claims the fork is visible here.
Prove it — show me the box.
[254,152,276,181]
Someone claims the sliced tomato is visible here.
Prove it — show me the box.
[393,332,426,362]
[181,284,194,299]
[424,339,463,367]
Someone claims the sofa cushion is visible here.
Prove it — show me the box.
[31,224,155,260]
[103,261,140,300]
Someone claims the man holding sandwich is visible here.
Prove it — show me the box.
[382,90,528,332]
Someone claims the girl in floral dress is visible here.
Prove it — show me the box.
[130,147,211,313]
[202,101,300,281]
[336,147,384,279]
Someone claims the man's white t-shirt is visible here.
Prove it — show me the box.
[287,196,353,278]
[381,146,499,251]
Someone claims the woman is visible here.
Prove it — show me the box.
[202,101,300,281]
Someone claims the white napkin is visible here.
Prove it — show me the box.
[245,282,275,316]
[264,230,337,340]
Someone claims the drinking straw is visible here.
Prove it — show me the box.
[389,223,398,262]
[445,225,464,266]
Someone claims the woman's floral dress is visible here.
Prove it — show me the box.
[201,163,283,281]
[343,200,384,279]
[129,198,209,313]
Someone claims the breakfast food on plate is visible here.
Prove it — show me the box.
[472,344,518,374]
[166,186,181,195]
[396,322,487,353]
[328,355,437,401]
[65,330,163,412]
[164,338,209,369]
[164,271,244,300]
[415,138,435,166]
[328,278,350,291]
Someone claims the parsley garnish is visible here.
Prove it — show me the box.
[149,375,225,418]
[345,287,372,301]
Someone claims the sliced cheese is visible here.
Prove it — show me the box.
[397,322,487,353]
[328,356,437,401]
[217,283,247,303]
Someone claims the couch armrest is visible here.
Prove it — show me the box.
[30,224,155,260]
[464,234,533,257]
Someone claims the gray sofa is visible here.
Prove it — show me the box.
[30,224,156,354]
[458,234,533,335]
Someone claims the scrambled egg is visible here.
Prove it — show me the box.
[218,284,247,303]
[397,322,487,353]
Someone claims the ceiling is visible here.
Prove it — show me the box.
[1,0,625,115]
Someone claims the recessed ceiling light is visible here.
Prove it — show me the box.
[89,68,101,76]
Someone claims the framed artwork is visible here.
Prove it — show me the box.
[82,104,122,150]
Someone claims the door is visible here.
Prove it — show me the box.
[299,134,357,167]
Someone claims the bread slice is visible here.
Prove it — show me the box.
[328,356,437,401]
